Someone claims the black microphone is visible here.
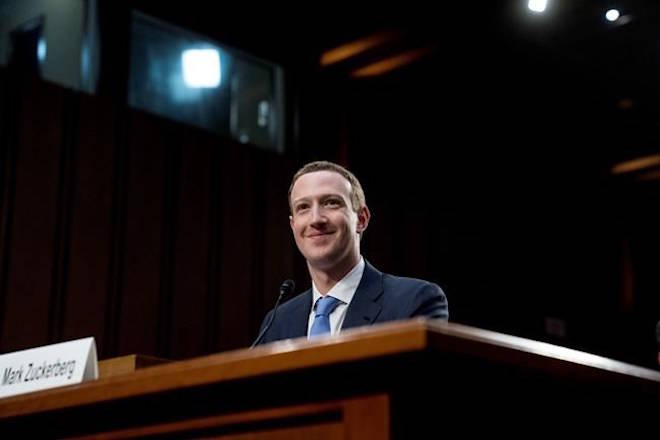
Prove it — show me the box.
[250,279,295,348]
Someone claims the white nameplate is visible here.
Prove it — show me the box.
[0,337,98,399]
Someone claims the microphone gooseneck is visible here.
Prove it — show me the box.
[250,279,295,348]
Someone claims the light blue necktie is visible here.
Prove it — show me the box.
[309,296,342,337]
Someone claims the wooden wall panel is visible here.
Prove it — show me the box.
[1,79,64,351]
[0,68,14,348]
[216,146,259,351]
[168,128,213,359]
[61,94,116,349]
[256,158,297,332]
[115,111,167,356]
[0,73,300,358]
[0,66,8,255]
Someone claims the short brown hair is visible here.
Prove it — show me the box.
[288,161,366,213]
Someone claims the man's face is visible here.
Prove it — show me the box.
[289,170,369,271]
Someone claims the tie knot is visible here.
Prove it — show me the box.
[315,296,341,317]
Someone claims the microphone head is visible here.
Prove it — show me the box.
[280,279,295,296]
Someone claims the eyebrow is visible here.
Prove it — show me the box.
[292,194,344,205]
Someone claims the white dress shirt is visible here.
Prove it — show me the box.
[307,257,365,337]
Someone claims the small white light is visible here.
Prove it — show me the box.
[257,100,269,127]
[37,38,47,63]
[528,0,548,13]
[181,48,221,88]
[605,9,620,22]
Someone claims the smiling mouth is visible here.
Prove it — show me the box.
[307,232,333,238]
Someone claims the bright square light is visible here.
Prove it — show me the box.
[528,0,548,13]
[182,48,221,88]
[605,9,620,22]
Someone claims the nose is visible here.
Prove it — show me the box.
[310,203,327,226]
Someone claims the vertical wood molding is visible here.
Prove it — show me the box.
[48,91,80,343]
[115,112,166,356]
[1,78,63,351]
[0,71,20,349]
[204,143,223,354]
[156,129,180,358]
[249,156,267,340]
[102,104,130,359]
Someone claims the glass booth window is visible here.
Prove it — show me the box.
[128,12,284,152]
[0,0,100,93]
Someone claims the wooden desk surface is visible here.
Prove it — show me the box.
[1,318,659,419]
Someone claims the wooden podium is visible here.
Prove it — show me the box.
[1,319,660,438]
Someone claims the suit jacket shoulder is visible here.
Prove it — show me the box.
[256,260,448,344]
[342,261,448,330]
[381,271,449,319]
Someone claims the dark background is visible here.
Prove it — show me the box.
[1,0,659,368]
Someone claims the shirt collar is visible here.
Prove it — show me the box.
[312,256,365,309]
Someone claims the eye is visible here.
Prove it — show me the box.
[295,203,309,213]
[323,198,341,208]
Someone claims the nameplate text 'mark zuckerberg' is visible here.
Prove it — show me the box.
[0,337,98,399]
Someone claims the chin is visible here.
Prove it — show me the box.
[306,253,333,266]
[305,252,339,270]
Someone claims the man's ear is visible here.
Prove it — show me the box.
[289,215,294,232]
[356,206,371,234]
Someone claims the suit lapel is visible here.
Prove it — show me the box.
[286,289,313,338]
[342,261,384,330]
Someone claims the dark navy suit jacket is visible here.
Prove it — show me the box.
[257,261,448,344]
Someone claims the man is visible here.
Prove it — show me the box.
[256,161,448,344]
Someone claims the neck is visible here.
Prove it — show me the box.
[308,254,360,295]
